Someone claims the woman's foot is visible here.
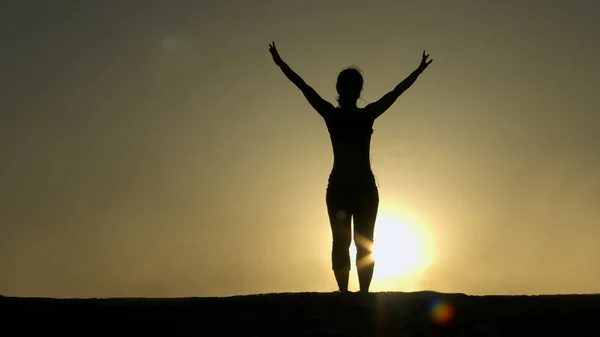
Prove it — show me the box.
[357,263,374,294]
[333,269,350,293]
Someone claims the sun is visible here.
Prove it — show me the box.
[369,207,433,290]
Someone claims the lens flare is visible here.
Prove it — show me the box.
[429,298,454,326]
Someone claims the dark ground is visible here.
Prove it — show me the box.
[1,291,599,336]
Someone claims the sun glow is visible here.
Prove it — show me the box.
[370,207,433,290]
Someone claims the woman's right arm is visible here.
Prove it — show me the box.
[270,41,334,117]
[364,50,433,119]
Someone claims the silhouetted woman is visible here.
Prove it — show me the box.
[269,42,432,293]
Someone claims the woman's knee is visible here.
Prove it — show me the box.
[354,234,374,256]
[333,235,351,249]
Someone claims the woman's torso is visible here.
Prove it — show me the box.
[324,107,376,185]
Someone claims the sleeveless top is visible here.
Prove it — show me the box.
[323,107,376,186]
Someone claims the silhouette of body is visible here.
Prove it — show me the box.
[269,42,432,293]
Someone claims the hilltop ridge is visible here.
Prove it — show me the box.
[1,291,599,336]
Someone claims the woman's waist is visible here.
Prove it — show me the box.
[328,167,375,184]
[331,154,371,167]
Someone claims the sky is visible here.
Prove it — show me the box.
[1,0,599,298]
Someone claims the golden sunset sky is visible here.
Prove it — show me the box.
[1,0,599,298]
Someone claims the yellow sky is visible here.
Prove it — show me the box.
[1,0,599,297]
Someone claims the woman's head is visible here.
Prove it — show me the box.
[336,66,363,106]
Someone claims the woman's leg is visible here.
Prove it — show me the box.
[326,184,352,292]
[353,182,379,293]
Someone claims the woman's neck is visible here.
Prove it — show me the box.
[338,97,358,109]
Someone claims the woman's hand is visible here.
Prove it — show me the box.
[269,41,284,66]
[418,50,433,72]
